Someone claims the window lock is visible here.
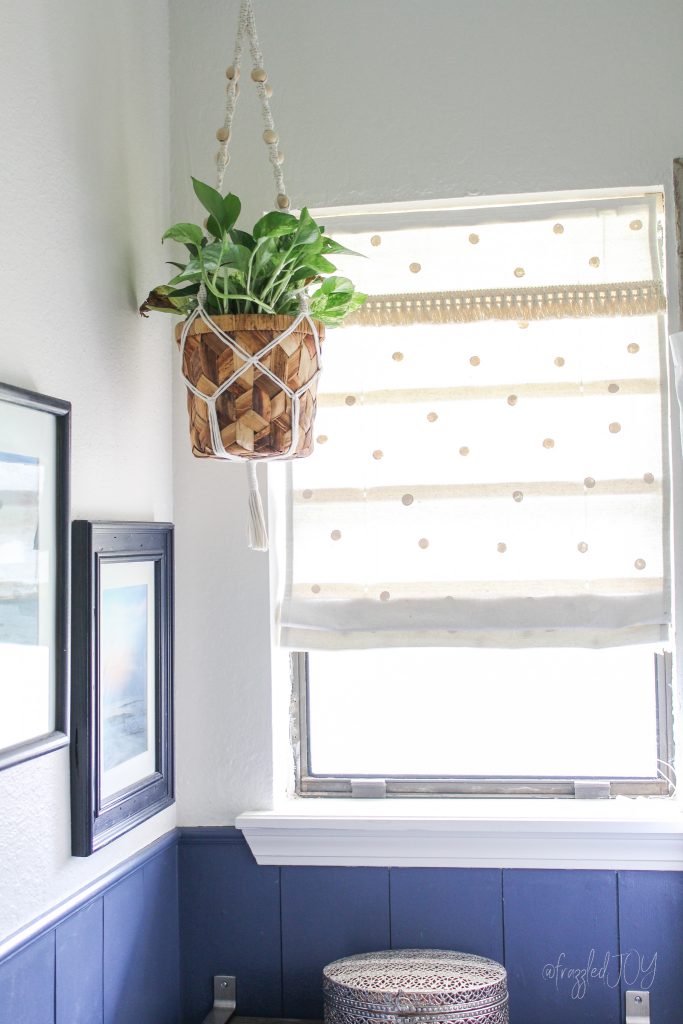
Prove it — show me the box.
[574,780,612,799]
[351,779,387,799]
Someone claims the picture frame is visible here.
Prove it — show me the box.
[70,521,174,856]
[0,381,70,771]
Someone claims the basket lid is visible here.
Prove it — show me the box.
[323,950,508,1014]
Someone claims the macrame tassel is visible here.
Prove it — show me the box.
[247,461,268,551]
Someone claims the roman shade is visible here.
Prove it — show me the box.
[279,191,670,650]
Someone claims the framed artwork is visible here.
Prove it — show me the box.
[71,521,174,856]
[0,381,70,771]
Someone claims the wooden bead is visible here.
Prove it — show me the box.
[251,68,268,83]
[225,65,239,80]
[277,194,290,209]
[264,84,273,98]
[216,127,230,142]
[276,150,285,165]
[263,129,278,145]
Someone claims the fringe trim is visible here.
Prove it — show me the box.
[346,280,666,327]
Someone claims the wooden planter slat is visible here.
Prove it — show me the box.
[176,313,324,460]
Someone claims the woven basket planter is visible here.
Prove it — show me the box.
[176,313,324,460]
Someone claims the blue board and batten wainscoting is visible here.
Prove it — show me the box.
[1,828,682,1024]
[0,834,180,1024]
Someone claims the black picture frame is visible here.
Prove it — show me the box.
[0,381,70,771]
[70,521,174,856]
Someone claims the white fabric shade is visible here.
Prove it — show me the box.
[280,192,669,650]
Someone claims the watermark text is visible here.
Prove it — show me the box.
[541,949,657,999]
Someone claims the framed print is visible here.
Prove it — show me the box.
[0,381,70,770]
[71,521,174,856]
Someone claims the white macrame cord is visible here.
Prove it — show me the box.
[215,0,287,203]
[183,0,320,551]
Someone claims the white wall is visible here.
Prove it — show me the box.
[0,0,174,939]
[170,0,683,825]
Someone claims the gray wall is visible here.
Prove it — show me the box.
[0,0,175,940]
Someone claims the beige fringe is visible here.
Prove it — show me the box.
[346,280,666,327]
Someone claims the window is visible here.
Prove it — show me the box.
[277,189,674,798]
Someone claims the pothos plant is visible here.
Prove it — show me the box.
[140,178,367,327]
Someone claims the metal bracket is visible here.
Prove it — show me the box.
[625,990,650,1024]
[201,975,236,1024]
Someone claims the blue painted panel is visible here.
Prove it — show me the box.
[104,849,179,1024]
[179,834,281,1022]
[143,846,180,1024]
[618,871,683,1024]
[103,867,147,1024]
[281,867,390,1019]
[0,931,55,1024]
[503,870,619,1024]
[56,898,103,1024]
[390,869,504,961]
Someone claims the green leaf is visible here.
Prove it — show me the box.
[345,291,367,313]
[250,236,278,277]
[167,283,200,297]
[253,210,298,239]
[304,254,336,274]
[223,193,241,230]
[321,236,366,258]
[169,271,202,286]
[192,178,226,227]
[206,215,222,238]
[230,228,256,250]
[201,242,251,274]
[294,234,324,259]
[139,285,197,317]
[276,294,300,316]
[289,268,324,287]
[162,222,205,248]
[168,256,202,284]
[291,208,321,248]
[318,275,355,296]
[310,279,366,326]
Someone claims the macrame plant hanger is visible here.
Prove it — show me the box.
[178,0,322,551]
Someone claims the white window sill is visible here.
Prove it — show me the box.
[235,798,683,870]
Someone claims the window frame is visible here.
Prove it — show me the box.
[292,650,675,798]
[284,185,676,803]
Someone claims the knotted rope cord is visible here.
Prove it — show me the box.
[215,0,287,200]
[184,0,321,550]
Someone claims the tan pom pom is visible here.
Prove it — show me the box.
[225,65,239,80]
[264,84,274,98]
[216,127,230,142]
[251,68,268,83]
[276,150,285,165]
[277,194,290,209]
[263,129,278,145]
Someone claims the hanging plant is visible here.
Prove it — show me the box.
[140,0,367,551]
[140,179,366,327]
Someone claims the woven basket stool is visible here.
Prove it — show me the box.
[323,950,509,1024]
[176,313,324,460]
